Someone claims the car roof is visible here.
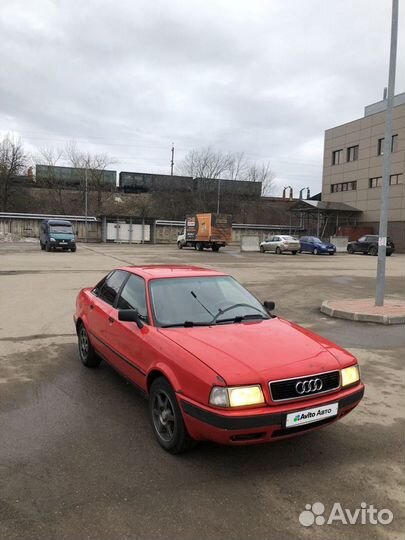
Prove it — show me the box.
[118,265,228,280]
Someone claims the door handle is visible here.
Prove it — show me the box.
[90,304,94,310]
[108,316,115,323]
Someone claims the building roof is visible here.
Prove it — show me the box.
[290,200,361,213]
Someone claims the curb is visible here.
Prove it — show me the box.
[321,301,405,325]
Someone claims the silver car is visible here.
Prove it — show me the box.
[259,235,300,255]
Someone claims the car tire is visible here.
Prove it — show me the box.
[387,252,392,257]
[149,377,195,454]
[369,246,378,256]
[313,248,318,255]
[196,242,203,251]
[347,246,354,254]
[177,242,183,249]
[260,245,265,253]
[45,242,51,252]
[329,252,335,255]
[78,323,101,368]
[71,246,77,252]
[275,247,281,254]
[40,242,45,250]
[292,251,297,255]
[212,244,220,252]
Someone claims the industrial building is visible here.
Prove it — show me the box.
[322,92,405,251]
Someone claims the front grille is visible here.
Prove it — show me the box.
[269,370,340,402]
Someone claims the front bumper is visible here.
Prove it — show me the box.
[52,240,75,248]
[180,384,364,445]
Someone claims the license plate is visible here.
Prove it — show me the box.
[328,249,334,251]
[285,402,338,428]
[60,241,67,244]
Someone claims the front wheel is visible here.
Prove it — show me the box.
[347,245,354,254]
[387,252,392,257]
[149,377,194,454]
[196,242,203,251]
[292,251,297,255]
[313,248,319,255]
[329,252,335,255]
[71,246,77,252]
[260,245,265,253]
[78,323,101,368]
[212,244,220,252]
[177,242,183,250]
[45,242,51,252]
[369,246,378,256]
[40,242,45,250]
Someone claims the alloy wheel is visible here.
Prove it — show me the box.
[152,390,176,443]
[79,326,89,361]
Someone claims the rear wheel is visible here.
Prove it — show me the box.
[292,250,297,255]
[40,242,45,250]
[275,247,281,255]
[149,377,194,454]
[260,245,265,253]
[347,245,354,254]
[313,248,319,255]
[196,242,203,251]
[329,252,335,255]
[212,244,220,252]
[78,323,101,368]
[368,246,378,256]
[387,252,392,257]
[177,242,183,249]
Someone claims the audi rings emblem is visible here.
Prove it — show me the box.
[295,378,323,395]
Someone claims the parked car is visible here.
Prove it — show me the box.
[259,235,300,254]
[40,219,77,252]
[75,265,364,453]
[347,235,394,256]
[299,236,336,255]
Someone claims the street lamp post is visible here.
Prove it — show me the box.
[375,0,399,306]
[84,167,88,243]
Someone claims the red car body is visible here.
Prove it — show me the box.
[74,265,364,448]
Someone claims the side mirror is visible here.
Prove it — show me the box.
[118,309,144,329]
[263,301,275,313]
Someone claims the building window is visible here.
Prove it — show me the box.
[332,149,343,165]
[377,135,398,155]
[347,145,359,162]
[331,181,357,193]
[390,173,403,185]
[369,177,382,188]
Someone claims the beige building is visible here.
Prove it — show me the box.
[322,93,405,251]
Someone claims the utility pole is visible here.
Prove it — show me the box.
[84,166,88,243]
[375,0,398,306]
[170,143,175,176]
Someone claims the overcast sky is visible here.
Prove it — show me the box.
[1,0,405,196]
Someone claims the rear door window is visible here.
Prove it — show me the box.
[99,270,128,306]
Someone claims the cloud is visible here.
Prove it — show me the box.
[1,0,404,196]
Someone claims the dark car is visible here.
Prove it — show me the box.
[347,235,394,256]
[299,236,336,255]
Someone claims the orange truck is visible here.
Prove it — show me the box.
[177,213,232,251]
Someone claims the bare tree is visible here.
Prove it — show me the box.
[177,147,275,194]
[36,146,66,213]
[0,135,27,211]
[65,141,117,213]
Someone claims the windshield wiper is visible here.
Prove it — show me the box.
[215,314,268,324]
[160,320,212,328]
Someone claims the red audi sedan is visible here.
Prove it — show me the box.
[74,265,364,453]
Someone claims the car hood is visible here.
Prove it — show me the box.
[158,318,353,386]
[319,242,335,248]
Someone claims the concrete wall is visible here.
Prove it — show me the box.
[0,218,101,242]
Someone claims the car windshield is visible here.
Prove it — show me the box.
[49,225,73,234]
[281,236,297,241]
[150,276,269,327]
[312,237,322,243]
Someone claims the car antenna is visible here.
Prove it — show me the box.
[190,291,214,317]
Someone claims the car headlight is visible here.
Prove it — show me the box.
[50,237,56,242]
[209,385,265,407]
[341,365,360,387]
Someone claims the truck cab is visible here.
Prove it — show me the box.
[40,219,77,252]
